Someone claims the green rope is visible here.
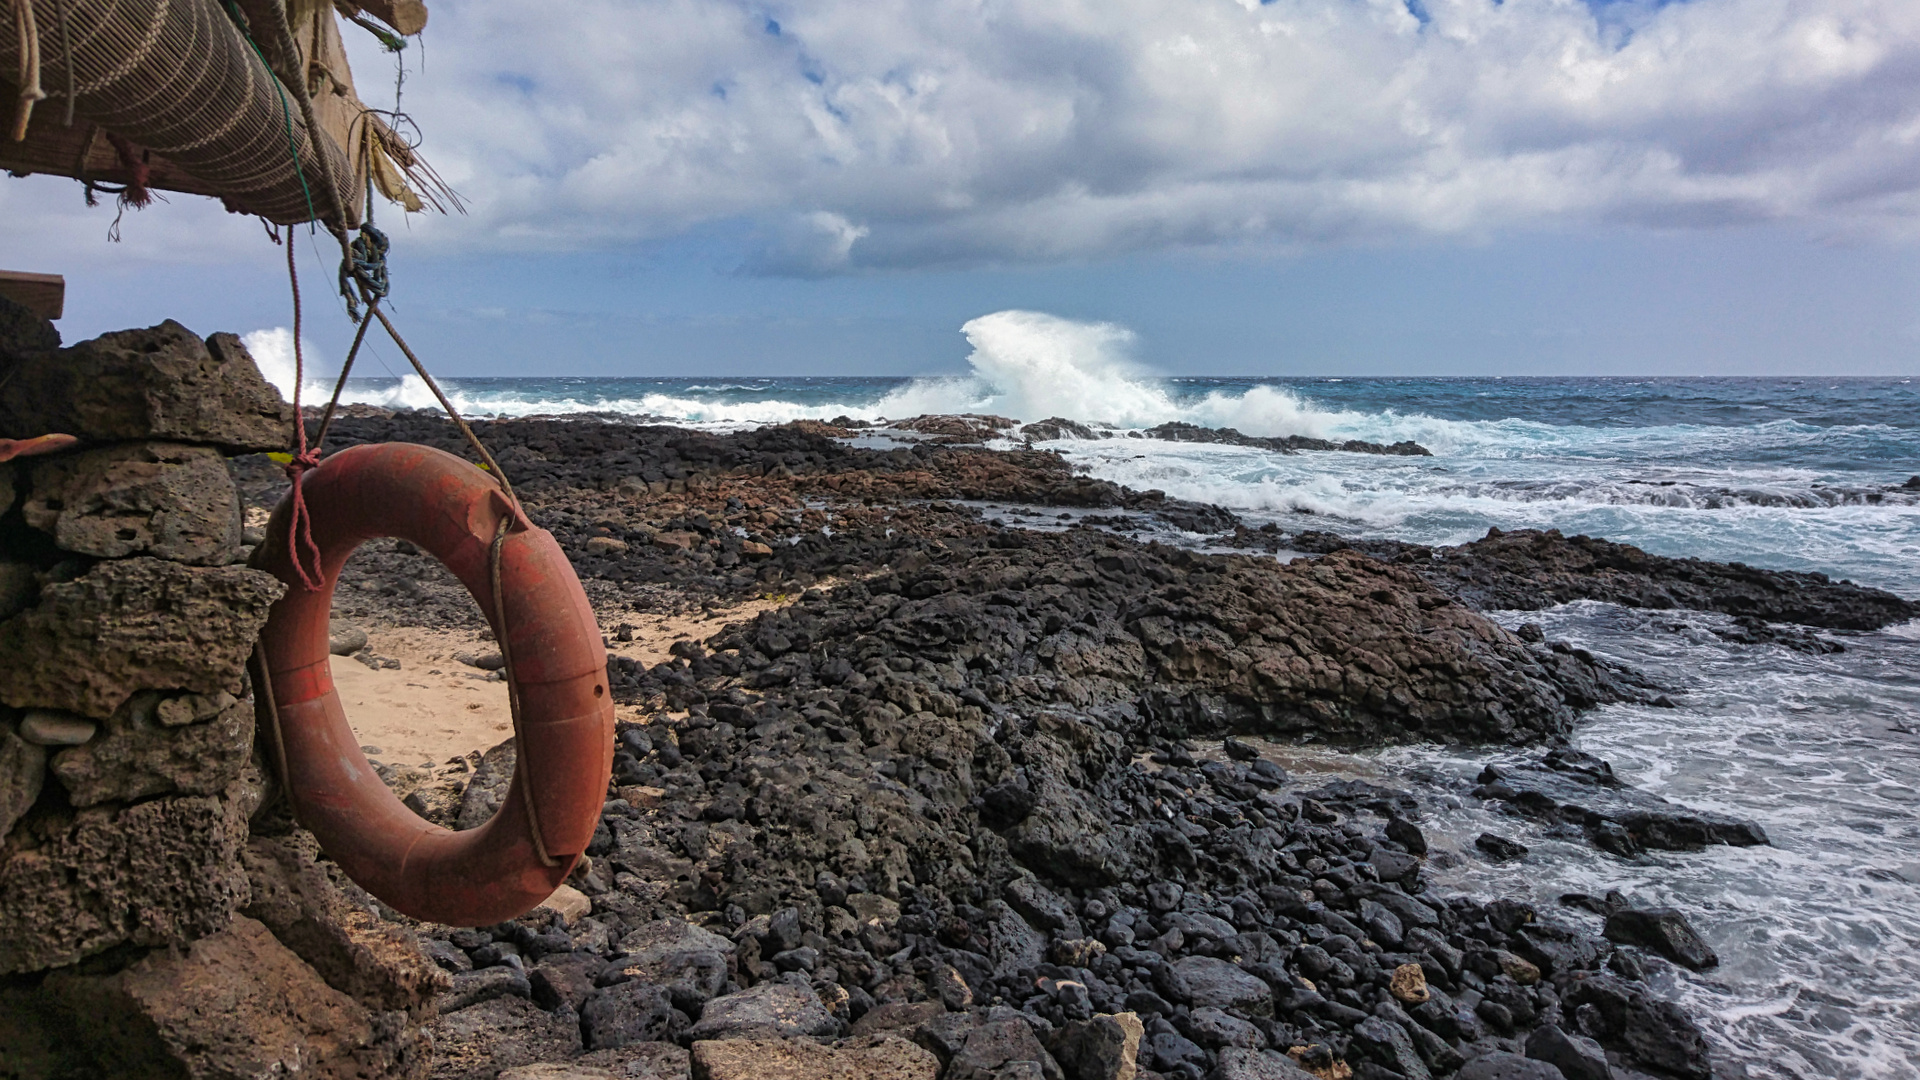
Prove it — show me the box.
[218,0,318,228]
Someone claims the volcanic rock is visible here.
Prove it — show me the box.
[0,720,46,838]
[1050,1011,1144,1080]
[1523,1024,1611,1080]
[22,441,242,564]
[580,981,682,1049]
[1212,1047,1322,1079]
[0,321,293,449]
[50,689,254,806]
[0,293,59,359]
[240,836,451,1015]
[457,737,517,830]
[690,1035,938,1080]
[570,1042,693,1079]
[37,915,425,1079]
[612,919,736,1011]
[1140,422,1431,457]
[431,995,584,1080]
[1022,418,1099,442]
[1453,1052,1565,1080]
[1562,974,1711,1078]
[0,783,255,973]
[685,980,837,1041]
[1473,750,1768,855]
[1475,833,1528,861]
[1603,906,1718,971]
[0,557,29,621]
[1423,527,1917,631]
[0,557,283,719]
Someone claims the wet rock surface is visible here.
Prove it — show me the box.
[1275,527,1917,631]
[1471,750,1769,857]
[1137,422,1431,457]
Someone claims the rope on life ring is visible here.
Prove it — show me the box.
[251,441,614,926]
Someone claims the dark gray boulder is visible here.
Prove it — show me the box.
[1604,907,1719,971]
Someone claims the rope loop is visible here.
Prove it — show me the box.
[281,234,327,590]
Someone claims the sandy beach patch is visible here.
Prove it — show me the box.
[336,590,814,763]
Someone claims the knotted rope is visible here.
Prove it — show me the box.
[338,222,389,321]
[280,236,327,591]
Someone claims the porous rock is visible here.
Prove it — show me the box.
[612,919,736,1010]
[240,835,451,1015]
[499,1066,620,1080]
[0,719,46,838]
[1051,1011,1143,1080]
[1562,974,1711,1079]
[23,441,242,564]
[0,321,292,449]
[0,557,283,719]
[1419,527,1918,631]
[689,1035,938,1080]
[581,980,682,1049]
[430,994,584,1080]
[0,783,255,973]
[50,689,254,806]
[684,980,836,1041]
[1474,752,1768,855]
[1211,1047,1321,1080]
[40,915,426,1080]
[573,1042,694,1079]
[944,1017,1062,1080]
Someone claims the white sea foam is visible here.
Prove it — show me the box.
[240,327,335,405]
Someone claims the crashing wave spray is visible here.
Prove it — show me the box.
[869,310,1371,439]
[239,310,1418,443]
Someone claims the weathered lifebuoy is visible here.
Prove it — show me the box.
[252,442,613,926]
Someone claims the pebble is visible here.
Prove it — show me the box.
[18,711,96,746]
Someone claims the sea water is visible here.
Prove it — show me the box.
[254,312,1920,1076]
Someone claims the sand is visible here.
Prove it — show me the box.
[336,592,807,765]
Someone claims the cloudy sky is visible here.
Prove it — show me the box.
[7,0,1920,375]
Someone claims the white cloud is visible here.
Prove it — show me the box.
[13,0,1920,271]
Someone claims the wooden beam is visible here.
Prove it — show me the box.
[0,272,65,321]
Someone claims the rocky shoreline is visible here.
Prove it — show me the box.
[7,314,1912,1080]
[225,409,1912,1080]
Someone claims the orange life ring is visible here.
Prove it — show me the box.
[252,442,613,926]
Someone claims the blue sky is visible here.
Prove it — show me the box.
[8,0,1920,376]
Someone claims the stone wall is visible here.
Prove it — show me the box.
[0,302,445,1079]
